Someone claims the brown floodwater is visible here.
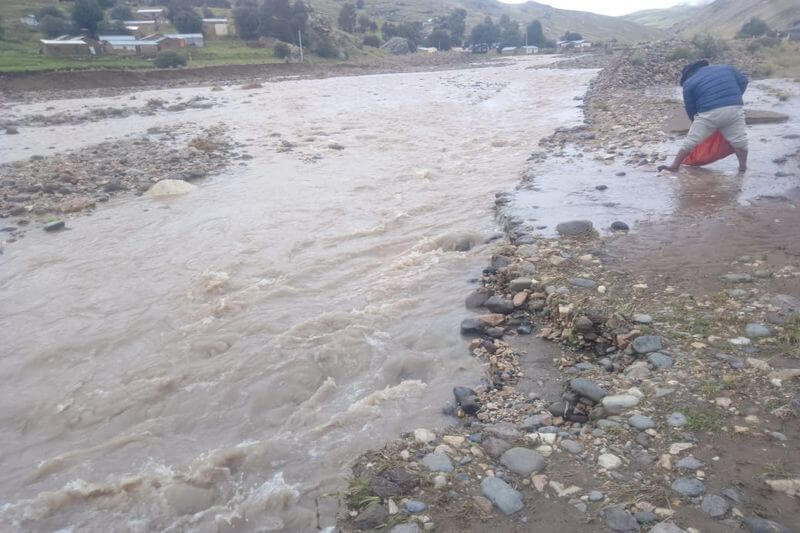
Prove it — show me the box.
[0,58,596,531]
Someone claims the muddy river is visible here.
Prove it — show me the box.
[0,58,595,531]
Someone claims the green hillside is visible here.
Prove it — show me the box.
[679,0,800,38]
[622,4,700,30]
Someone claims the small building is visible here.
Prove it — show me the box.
[20,14,40,28]
[136,8,165,22]
[202,18,230,37]
[500,46,518,55]
[40,35,104,57]
[416,46,437,53]
[521,45,539,54]
[100,35,140,55]
[166,33,205,48]
[101,34,186,57]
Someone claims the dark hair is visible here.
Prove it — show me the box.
[680,60,709,85]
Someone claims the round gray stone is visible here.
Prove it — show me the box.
[743,516,791,533]
[676,456,705,470]
[404,500,427,513]
[569,378,609,402]
[648,352,674,369]
[421,452,453,472]
[570,278,597,289]
[480,476,524,515]
[701,494,730,519]
[499,447,546,475]
[389,524,422,533]
[649,523,687,533]
[671,478,705,497]
[745,323,771,338]
[560,440,584,454]
[628,414,655,430]
[632,335,663,354]
[588,490,604,502]
[556,220,594,236]
[603,506,639,532]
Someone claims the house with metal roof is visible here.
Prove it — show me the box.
[39,35,104,57]
[136,8,165,22]
[202,18,231,37]
[165,33,205,48]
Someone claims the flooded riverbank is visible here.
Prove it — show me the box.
[0,58,595,531]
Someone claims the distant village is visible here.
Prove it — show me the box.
[22,7,231,57]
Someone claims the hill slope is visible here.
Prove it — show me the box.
[622,4,701,30]
[314,0,662,43]
[679,0,800,38]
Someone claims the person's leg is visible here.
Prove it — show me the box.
[719,106,748,172]
[663,111,715,172]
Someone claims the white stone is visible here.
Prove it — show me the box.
[146,179,197,197]
[598,453,622,470]
[442,435,465,447]
[669,442,695,455]
[414,428,436,443]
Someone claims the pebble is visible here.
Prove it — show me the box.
[44,220,66,232]
[560,440,584,454]
[509,278,533,292]
[485,295,514,314]
[354,502,388,529]
[647,352,673,369]
[675,456,704,470]
[481,437,511,458]
[603,506,639,532]
[602,394,640,412]
[598,453,622,470]
[629,414,655,430]
[520,414,551,431]
[465,290,491,309]
[669,442,694,455]
[625,361,651,379]
[729,337,751,346]
[649,523,687,533]
[633,314,653,324]
[588,490,604,502]
[570,278,597,289]
[632,335,663,354]
[480,476,524,515]
[671,478,705,497]
[745,323,771,338]
[485,421,521,440]
[701,494,730,519]
[433,474,447,490]
[499,447,546,475]
[389,524,422,533]
[634,510,657,523]
[574,316,594,333]
[421,453,453,473]
[452,387,480,415]
[721,487,745,504]
[720,273,753,283]
[569,378,608,402]
[414,428,436,443]
[404,500,427,513]
[595,184,608,190]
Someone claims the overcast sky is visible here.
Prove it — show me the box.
[498,0,693,17]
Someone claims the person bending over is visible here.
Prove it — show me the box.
[663,60,749,172]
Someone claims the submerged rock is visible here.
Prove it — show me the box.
[146,179,198,197]
[556,219,594,236]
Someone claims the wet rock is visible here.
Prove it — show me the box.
[485,296,514,315]
[701,494,730,519]
[500,447,546,475]
[369,468,418,497]
[556,220,594,236]
[743,516,791,533]
[517,322,533,335]
[6,127,19,135]
[354,502,388,529]
[569,279,598,292]
[574,316,594,333]
[146,179,197,196]
[453,386,480,415]
[745,324,771,338]
[491,255,512,270]
[404,500,426,513]
[676,456,704,470]
[648,352,674,369]
[422,453,453,473]
[482,437,511,458]
[603,506,639,532]
[628,414,655,430]
[721,487,745,504]
[595,184,608,190]
[481,476,523,515]
[560,440,583,454]
[570,378,608,402]
[460,318,484,335]
[632,335,662,354]
[671,478,705,497]
[44,220,66,232]
[610,221,629,232]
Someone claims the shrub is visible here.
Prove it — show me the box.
[667,47,694,61]
[362,34,381,47]
[38,6,66,20]
[173,9,203,33]
[109,5,132,21]
[630,52,644,66]
[274,42,290,58]
[737,17,769,38]
[314,41,340,58]
[692,34,727,59]
[153,50,187,68]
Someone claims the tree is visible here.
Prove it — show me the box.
[233,1,260,40]
[426,28,451,50]
[382,21,422,49]
[737,17,769,38]
[154,50,187,68]
[97,0,115,9]
[448,8,467,43]
[356,0,364,8]
[498,15,520,47]
[109,5,132,21]
[38,6,66,20]
[525,20,545,46]
[363,34,380,47]
[40,15,71,37]
[71,0,104,38]
[167,0,194,21]
[173,9,203,32]
[274,41,290,58]
[338,3,357,33]
[468,16,500,45]
[561,31,582,41]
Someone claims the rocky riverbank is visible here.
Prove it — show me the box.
[0,123,235,247]
[341,44,800,533]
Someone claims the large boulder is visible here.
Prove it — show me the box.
[382,37,411,54]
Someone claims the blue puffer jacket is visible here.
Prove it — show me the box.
[683,64,748,119]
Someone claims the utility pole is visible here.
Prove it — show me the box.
[298,29,304,62]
